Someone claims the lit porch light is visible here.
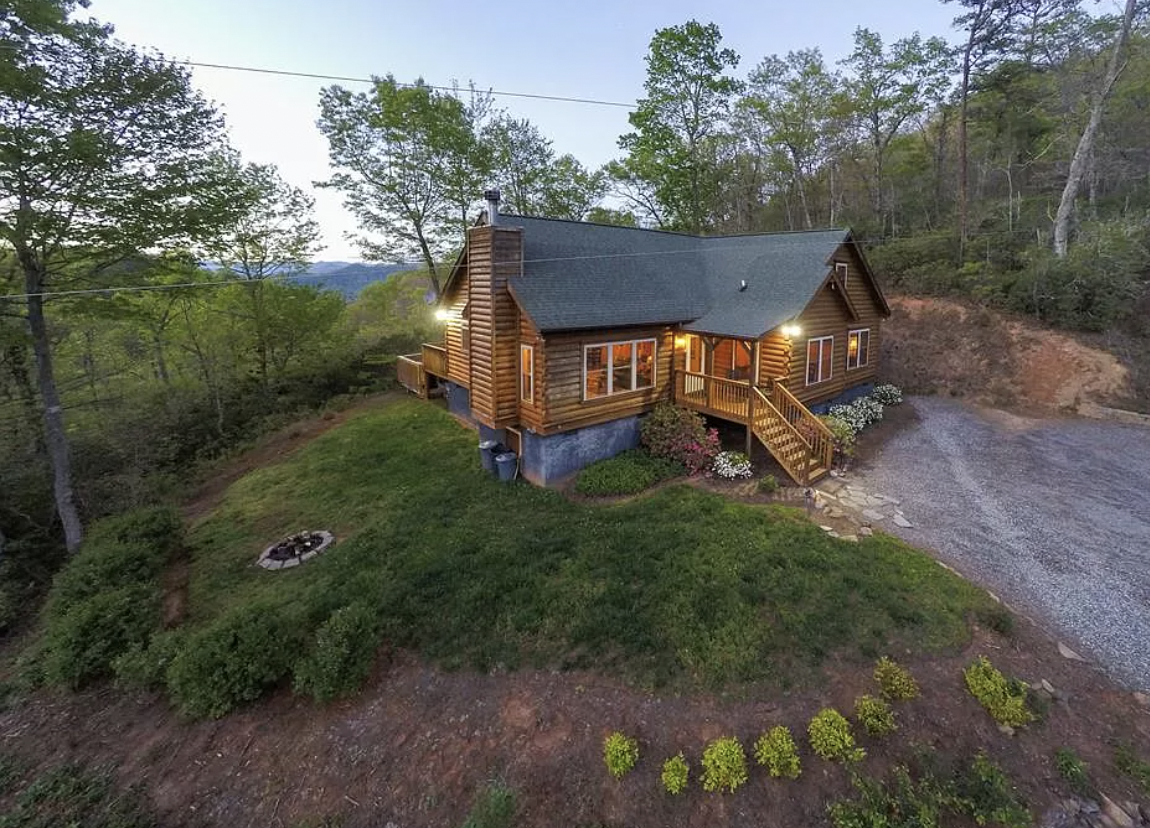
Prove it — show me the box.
[434,308,452,322]
[674,335,688,349]
[781,323,802,339]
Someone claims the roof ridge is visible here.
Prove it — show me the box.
[501,213,848,241]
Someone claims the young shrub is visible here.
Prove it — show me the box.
[871,384,904,406]
[754,726,802,779]
[1114,743,1150,795]
[573,450,683,496]
[701,737,748,793]
[757,474,780,495]
[603,731,639,780]
[167,600,309,719]
[808,708,865,763]
[661,753,689,795]
[956,752,1031,828]
[963,656,1034,727]
[1054,747,1095,798]
[112,629,186,690]
[712,450,752,479]
[873,656,920,701]
[293,603,381,703]
[855,695,897,737]
[819,415,857,464]
[460,781,516,828]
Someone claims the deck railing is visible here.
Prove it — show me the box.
[421,342,448,378]
[396,354,427,398]
[675,371,750,421]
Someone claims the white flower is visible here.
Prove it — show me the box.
[713,450,753,479]
[872,384,904,406]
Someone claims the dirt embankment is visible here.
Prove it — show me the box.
[882,297,1137,417]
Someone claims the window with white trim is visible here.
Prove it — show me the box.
[805,336,834,386]
[835,261,849,289]
[520,343,534,403]
[847,328,870,370]
[584,338,656,400]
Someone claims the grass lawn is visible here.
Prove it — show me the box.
[183,399,994,692]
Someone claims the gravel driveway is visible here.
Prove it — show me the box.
[850,397,1150,690]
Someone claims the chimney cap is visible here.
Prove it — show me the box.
[483,188,501,203]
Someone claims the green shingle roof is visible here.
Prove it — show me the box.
[503,216,850,338]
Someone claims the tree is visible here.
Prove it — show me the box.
[0,20,242,551]
[484,114,555,215]
[840,29,953,232]
[317,76,489,295]
[207,162,323,387]
[584,207,639,227]
[618,20,742,233]
[742,49,840,229]
[538,155,606,221]
[1053,0,1139,257]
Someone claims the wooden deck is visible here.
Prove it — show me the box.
[396,343,450,399]
[674,371,832,485]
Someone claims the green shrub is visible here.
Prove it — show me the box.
[955,752,1031,828]
[40,584,159,689]
[963,656,1033,727]
[701,737,748,793]
[808,708,865,763]
[757,474,780,494]
[167,600,309,718]
[661,753,689,795]
[83,506,182,556]
[460,781,516,828]
[574,450,683,496]
[1115,743,1150,795]
[639,402,719,474]
[873,656,920,701]
[293,604,381,703]
[1055,747,1095,798]
[976,604,1016,637]
[603,731,639,780]
[855,695,897,736]
[754,726,801,779]
[46,540,169,618]
[112,630,186,690]
[0,763,155,828]
[819,415,857,462]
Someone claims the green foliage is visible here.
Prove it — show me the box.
[293,604,381,703]
[757,474,780,494]
[754,726,802,779]
[112,630,186,690]
[976,604,1016,638]
[701,737,748,793]
[167,600,310,719]
[1054,747,1095,798]
[820,415,857,462]
[574,450,683,496]
[808,708,865,763]
[1115,743,1150,795]
[459,782,516,828]
[830,754,1029,828]
[639,403,719,474]
[855,694,897,736]
[603,732,639,780]
[874,657,920,701]
[0,763,155,828]
[661,753,690,795]
[963,656,1034,727]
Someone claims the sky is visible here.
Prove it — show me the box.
[87,0,965,261]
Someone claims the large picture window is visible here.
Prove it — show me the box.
[520,344,534,402]
[584,338,656,400]
[847,328,870,370]
[806,336,834,386]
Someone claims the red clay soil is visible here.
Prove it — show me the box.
[1,620,1147,827]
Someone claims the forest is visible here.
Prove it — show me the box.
[2,0,1149,622]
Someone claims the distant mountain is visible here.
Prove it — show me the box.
[288,262,417,299]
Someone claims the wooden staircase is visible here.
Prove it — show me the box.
[751,386,833,485]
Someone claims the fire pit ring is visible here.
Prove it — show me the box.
[257,530,335,570]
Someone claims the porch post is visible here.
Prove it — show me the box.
[746,338,760,457]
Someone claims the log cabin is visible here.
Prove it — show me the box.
[397,192,891,486]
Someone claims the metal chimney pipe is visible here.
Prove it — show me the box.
[483,188,501,226]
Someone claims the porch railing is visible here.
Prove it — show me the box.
[396,354,427,398]
[421,342,448,378]
[675,370,750,421]
[770,381,834,477]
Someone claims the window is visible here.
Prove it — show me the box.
[806,336,834,386]
[584,338,656,400]
[520,344,534,402]
[847,328,870,370]
[835,261,849,289]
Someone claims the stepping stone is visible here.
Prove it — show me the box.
[1058,642,1087,662]
[892,514,913,528]
[820,525,834,532]
[859,527,874,537]
[1134,692,1149,707]
[839,534,859,543]
[862,509,886,522]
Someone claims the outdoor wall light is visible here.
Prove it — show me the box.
[781,324,802,338]
[434,308,452,322]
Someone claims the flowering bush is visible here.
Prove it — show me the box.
[871,383,904,406]
[713,450,752,479]
[819,415,856,464]
[640,403,720,475]
[829,396,884,434]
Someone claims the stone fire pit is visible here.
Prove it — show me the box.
[257,530,334,570]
